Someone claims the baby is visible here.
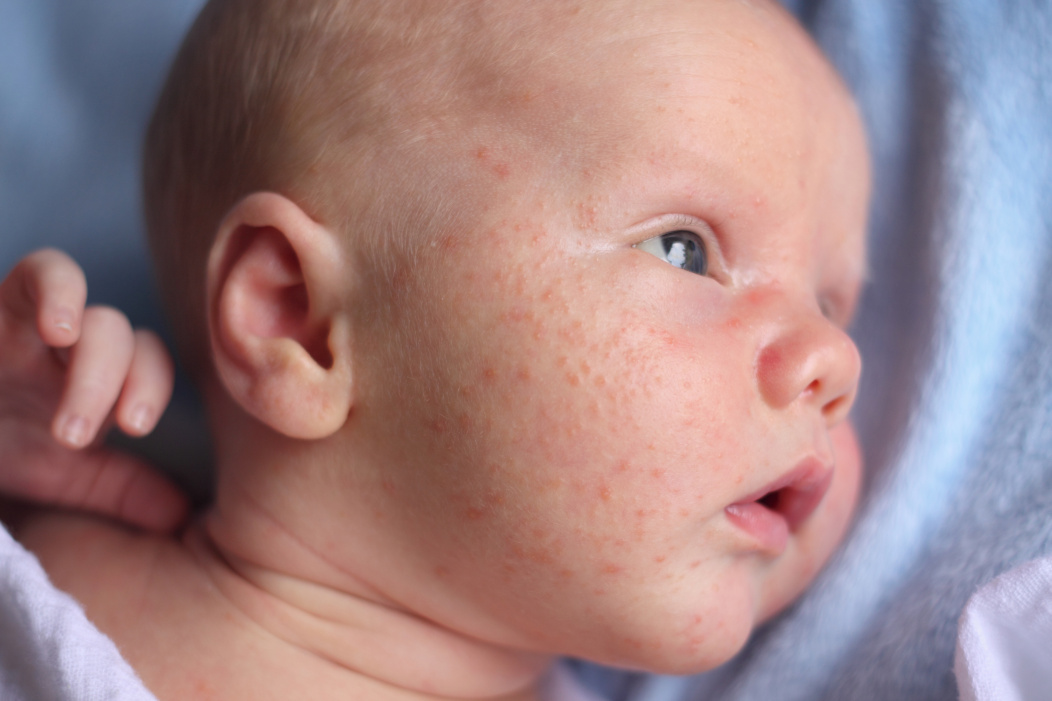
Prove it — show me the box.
[0,0,869,698]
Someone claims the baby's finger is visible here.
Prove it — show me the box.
[116,330,175,436]
[0,249,86,347]
[57,447,190,532]
[51,306,135,449]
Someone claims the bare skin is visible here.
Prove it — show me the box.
[9,1,869,699]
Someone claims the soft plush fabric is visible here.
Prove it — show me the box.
[955,556,1052,701]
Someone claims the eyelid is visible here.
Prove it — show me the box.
[818,289,856,329]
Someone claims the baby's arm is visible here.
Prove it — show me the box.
[0,249,188,532]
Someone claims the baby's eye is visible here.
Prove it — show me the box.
[635,230,708,276]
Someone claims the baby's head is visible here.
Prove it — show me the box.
[144,0,868,675]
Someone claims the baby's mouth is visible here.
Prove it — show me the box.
[724,457,834,555]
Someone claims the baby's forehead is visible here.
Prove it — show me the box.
[393,0,837,148]
[308,0,860,243]
[336,0,796,127]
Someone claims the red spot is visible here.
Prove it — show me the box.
[566,372,581,386]
[541,477,564,491]
[438,233,459,251]
[745,286,778,306]
[516,367,532,382]
[601,563,624,575]
[689,560,701,569]
[623,637,644,649]
[464,507,486,520]
[473,145,510,179]
[599,486,612,502]
[654,554,667,563]
[435,565,450,578]
[527,548,555,565]
[503,307,526,322]
[429,418,448,434]
[193,680,216,699]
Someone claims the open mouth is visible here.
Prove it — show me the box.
[725,457,834,554]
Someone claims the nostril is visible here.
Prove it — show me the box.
[822,391,852,424]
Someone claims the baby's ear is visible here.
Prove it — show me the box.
[207,192,352,439]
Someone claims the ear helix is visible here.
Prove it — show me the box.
[206,192,352,440]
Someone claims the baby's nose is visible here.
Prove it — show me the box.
[755,310,861,426]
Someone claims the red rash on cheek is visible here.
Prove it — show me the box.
[473,145,511,180]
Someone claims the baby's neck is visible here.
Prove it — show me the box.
[194,501,551,700]
[198,403,552,698]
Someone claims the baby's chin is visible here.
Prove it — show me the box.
[601,432,861,674]
[556,576,760,676]
[604,569,812,675]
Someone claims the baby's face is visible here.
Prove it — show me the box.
[344,0,868,674]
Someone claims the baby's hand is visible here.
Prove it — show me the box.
[0,249,188,532]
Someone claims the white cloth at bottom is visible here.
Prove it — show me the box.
[955,556,1052,701]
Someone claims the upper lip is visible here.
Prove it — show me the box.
[730,455,834,531]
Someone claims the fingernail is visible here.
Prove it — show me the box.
[129,404,152,434]
[59,415,92,448]
[53,309,75,334]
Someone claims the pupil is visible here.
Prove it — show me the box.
[662,231,707,275]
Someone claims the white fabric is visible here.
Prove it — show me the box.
[955,556,1052,701]
[0,523,156,701]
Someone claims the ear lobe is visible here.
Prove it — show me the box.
[208,192,352,439]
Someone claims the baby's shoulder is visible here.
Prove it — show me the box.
[16,510,178,610]
[13,511,256,697]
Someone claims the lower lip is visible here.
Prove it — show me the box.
[724,459,834,555]
[724,502,789,554]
